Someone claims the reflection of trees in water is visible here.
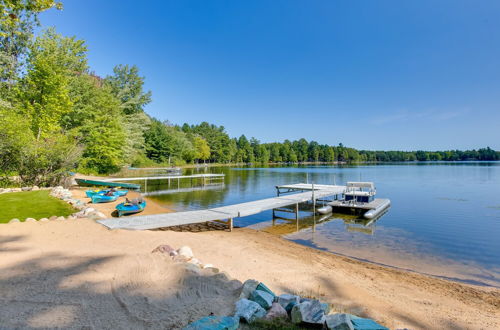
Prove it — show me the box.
[147,165,359,210]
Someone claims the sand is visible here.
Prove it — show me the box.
[0,220,498,329]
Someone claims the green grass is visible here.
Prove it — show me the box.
[0,190,76,223]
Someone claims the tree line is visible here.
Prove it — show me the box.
[0,1,498,187]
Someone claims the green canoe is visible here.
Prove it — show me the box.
[76,178,141,190]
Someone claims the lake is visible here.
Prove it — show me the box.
[136,162,500,287]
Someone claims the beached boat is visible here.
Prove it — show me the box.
[76,178,140,190]
[116,200,147,217]
[85,189,128,198]
[91,194,119,203]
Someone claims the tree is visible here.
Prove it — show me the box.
[17,28,86,139]
[105,64,151,115]
[0,0,62,95]
[192,136,210,163]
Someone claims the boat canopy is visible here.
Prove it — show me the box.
[346,182,375,190]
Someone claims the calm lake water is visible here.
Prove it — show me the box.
[135,163,500,287]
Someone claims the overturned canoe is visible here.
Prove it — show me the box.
[91,194,119,204]
[85,189,128,198]
[76,178,140,190]
[116,201,147,217]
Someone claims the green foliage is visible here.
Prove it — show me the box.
[144,119,194,164]
[0,190,75,223]
[105,64,151,115]
[0,0,62,95]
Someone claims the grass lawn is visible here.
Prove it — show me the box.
[0,190,76,223]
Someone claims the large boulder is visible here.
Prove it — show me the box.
[8,218,20,223]
[178,246,194,259]
[325,313,354,330]
[264,302,288,320]
[255,282,275,297]
[250,289,274,309]
[238,279,259,299]
[183,316,239,330]
[234,298,266,323]
[32,186,40,191]
[21,186,31,191]
[291,299,325,325]
[277,294,300,312]
[152,244,176,254]
[349,315,388,330]
[24,218,37,223]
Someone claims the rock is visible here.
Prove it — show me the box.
[74,211,86,218]
[21,186,31,191]
[325,314,354,330]
[24,218,37,222]
[202,263,214,269]
[83,208,95,215]
[234,298,266,323]
[205,267,219,274]
[184,263,201,275]
[56,216,65,221]
[32,186,40,191]
[152,244,176,254]
[255,282,275,297]
[321,302,331,315]
[49,216,58,221]
[277,294,300,312]
[178,246,194,258]
[39,218,49,222]
[349,316,388,330]
[187,258,202,266]
[93,212,106,220]
[291,299,325,325]
[12,188,21,192]
[264,302,288,320]
[9,218,20,223]
[184,316,239,330]
[239,279,259,299]
[250,289,274,310]
[66,216,76,221]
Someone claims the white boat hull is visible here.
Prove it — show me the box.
[317,205,332,215]
[364,199,391,219]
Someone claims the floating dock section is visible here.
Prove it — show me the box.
[97,183,344,231]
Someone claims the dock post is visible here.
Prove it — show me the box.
[312,182,316,214]
[229,218,233,232]
[145,178,148,193]
[177,177,180,189]
[295,203,299,231]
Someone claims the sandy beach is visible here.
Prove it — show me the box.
[0,219,498,329]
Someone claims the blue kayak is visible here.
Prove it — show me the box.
[91,194,119,203]
[85,189,128,198]
[116,201,147,217]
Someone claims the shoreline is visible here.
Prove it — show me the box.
[0,220,498,329]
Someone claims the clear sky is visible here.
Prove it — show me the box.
[39,0,500,150]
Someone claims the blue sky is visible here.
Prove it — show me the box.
[40,1,500,150]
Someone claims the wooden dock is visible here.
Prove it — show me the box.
[103,173,224,182]
[97,183,343,231]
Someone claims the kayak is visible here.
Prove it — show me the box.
[91,194,119,203]
[116,201,147,217]
[85,189,128,198]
